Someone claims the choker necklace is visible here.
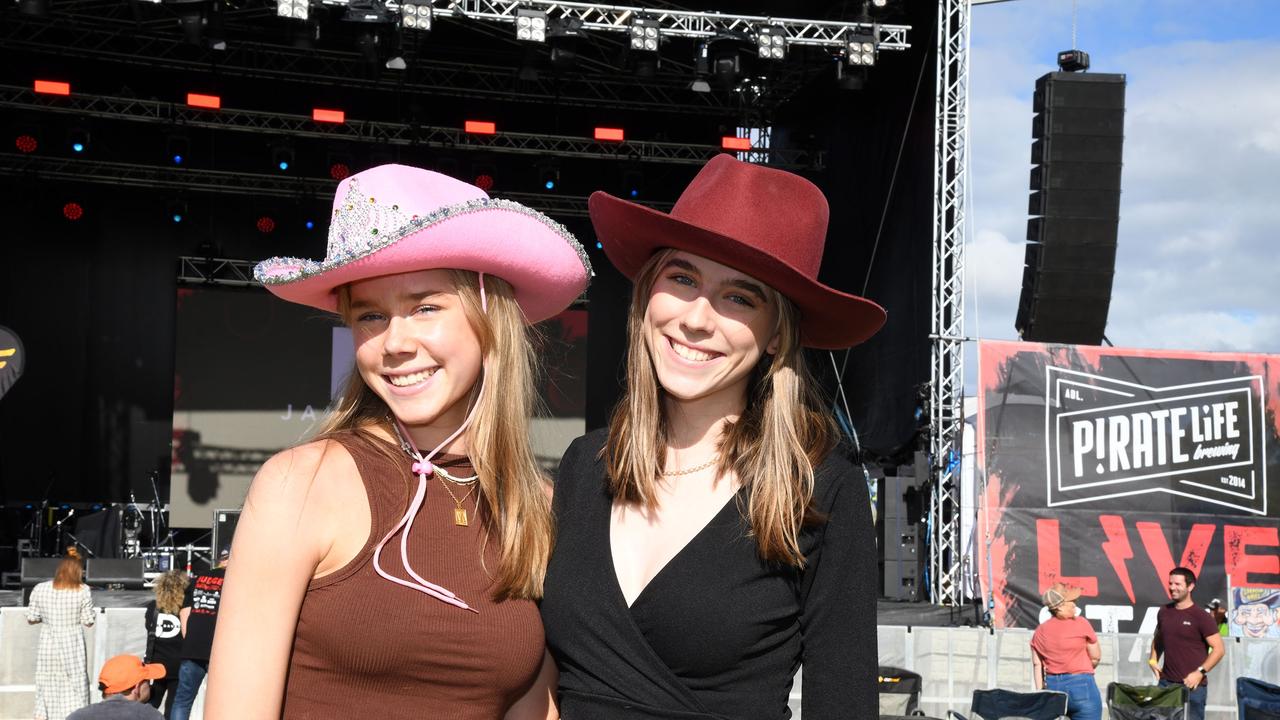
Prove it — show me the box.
[661,456,719,476]
[435,465,479,485]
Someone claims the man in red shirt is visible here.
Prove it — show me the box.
[1150,567,1225,720]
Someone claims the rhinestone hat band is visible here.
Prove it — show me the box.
[254,177,592,287]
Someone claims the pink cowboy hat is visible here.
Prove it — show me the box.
[254,164,592,322]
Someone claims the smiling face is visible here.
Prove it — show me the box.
[347,270,483,441]
[1168,572,1193,603]
[644,251,780,414]
[1232,602,1278,638]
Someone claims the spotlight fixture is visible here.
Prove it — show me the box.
[68,128,89,154]
[537,161,560,191]
[15,134,38,154]
[690,41,712,92]
[845,28,877,67]
[168,200,188,224]
[344,0,395,23]
[63,202,84,221]
[629,17,659,53]
[515,8,547,43]
[400,2,431,31]
[272,146,294,172]
[276,0,308,20]
[756,26,786,61]
[167,135,189,165]
[256,216,276,234]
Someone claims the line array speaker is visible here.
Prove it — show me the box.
[1017,71,1126,345]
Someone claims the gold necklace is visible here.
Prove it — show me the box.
[661,456,719,476]
[436,474,477,526]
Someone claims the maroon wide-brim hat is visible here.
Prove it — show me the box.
[589,154,886,350]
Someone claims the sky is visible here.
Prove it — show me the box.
[964,0,1280,389]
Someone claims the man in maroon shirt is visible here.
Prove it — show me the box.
[1149,567,1224,720]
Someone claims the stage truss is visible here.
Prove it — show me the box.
[0,85,822,170]
[927,0,969,607]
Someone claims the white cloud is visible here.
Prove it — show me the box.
[965,18,1280,392]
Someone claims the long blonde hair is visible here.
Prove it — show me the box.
[312,270,552,600]
[605,250,836,567]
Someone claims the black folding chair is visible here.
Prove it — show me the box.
[1105,683,1188,720]
[1239,677,1280,720]
[878,666,924,717]
[946,688,1069,720]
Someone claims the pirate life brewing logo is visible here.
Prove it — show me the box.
[1045,366,1268,515]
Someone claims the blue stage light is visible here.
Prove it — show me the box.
[172,214,183,223]
[544,179,555,190]
[278,160,290,171]
[629,189,639,198]
[173,154,184,164]
[72,142,84,152]
[305,220,315,230]
[596,241,603,249]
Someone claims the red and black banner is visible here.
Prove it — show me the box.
[975,341,1280,632]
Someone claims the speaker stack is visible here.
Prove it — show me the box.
[1016,71,1126,345]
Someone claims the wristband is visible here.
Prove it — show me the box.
[1148,659,1159,667]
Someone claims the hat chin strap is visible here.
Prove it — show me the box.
[371,271,487,612]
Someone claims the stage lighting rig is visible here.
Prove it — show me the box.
[515,8,548,43]
[755,26,786,61]
[401,2,431,31]
[845,28,877,67]
[276,0,308,21]
[630,17,659,53]
[690,42,712,93]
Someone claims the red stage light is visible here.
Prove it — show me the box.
[594,127,625,142]
[330,163,351,181]
[721,137,751,151]
[474,174,495,192]
[34,80,71,96]
[187,93,222,110]
[256,216,276,234]
[313,108,345,124]
[464,120,496,135]
[63,202,83,221]
[15,135,38,153]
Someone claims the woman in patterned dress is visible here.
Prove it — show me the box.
[26,549,95,720]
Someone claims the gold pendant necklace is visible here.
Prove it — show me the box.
[436,474,477,526]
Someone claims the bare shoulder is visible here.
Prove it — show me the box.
[246,438,361,515]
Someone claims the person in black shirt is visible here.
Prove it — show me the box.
[170,555,227,720]
[541,155,885,718]
[1149,567,1224,720]
[143,571,188,718]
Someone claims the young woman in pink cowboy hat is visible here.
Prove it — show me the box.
[204,164,591,720]
[540,154,885,719]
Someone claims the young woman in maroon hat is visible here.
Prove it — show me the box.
[540,154,886,719]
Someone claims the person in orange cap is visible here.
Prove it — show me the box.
[1031,583,1102,720]
[66,655,166,719]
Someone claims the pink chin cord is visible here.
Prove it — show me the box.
[370,272,487,613]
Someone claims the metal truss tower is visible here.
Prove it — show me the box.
[927,0,970,606]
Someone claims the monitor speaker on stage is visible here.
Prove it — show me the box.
[20,558,61,605]
[85,558,146,589]
[1017,71,1125,346]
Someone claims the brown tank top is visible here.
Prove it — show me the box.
[282,429,544,720]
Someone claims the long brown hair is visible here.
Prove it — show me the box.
[153,570,189,615]
[605,250,836,567]
[52,549,84,590]
[311,270,552,600]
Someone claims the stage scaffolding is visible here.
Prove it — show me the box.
[0,86,822,170]
[927,0,970,607]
